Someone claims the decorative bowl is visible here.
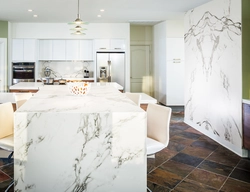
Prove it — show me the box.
[68,82,90,95]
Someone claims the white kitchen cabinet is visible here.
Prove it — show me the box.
[94,39,125,50]
[12,39,37,61]
[166,38,184,61]
[66,40,79,60]
[110,39,125,50]
[39,40,53,60]
[52,40,66,60]
[80,40,93,60]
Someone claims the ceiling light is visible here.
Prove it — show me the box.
[68,0,88,25]
[97,15,101,18]
[71,31,86,35]
[100,9,105,12]
[33,15,38,17]
[70,25,87,31]
[68,0,88,35]
[28,9,33,12]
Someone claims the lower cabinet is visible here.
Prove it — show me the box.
[243,103,250,150]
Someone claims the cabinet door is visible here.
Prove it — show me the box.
[52,40,66,60]
[23,39,37,61]
[80,40,93,60]
[166,38,184,61]
[110,39,125,50]
[12,39,24,61]
[94,39,110,50]
[39,40,53,60]
[66,40,79,60]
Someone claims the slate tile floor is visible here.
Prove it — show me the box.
[1,106,250,191]
[147,107,250,192]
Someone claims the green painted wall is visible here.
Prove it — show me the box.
[242,0,250,99]
[0,21,8,38]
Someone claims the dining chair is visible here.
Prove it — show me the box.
[0,102,14,191]
[125,92,141,106]
[146,103,172,192]
[15,93,32,109]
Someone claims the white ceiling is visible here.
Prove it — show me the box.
[0,0,212,25]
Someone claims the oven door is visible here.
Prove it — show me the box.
[13,69,34,79]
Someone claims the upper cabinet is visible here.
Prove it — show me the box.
[12,39,37,61]
[166,38,185,62]
[94,39,125,50]
[39,39,93,61]
[39,40,53,60]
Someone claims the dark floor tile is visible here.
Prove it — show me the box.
[220,178,250,192]
[0,158,13,167]
[0,163,14,178]
[184,127,203,135]
[0,170,10,182]
[171,153,204,167]
[147,168,183,189]
[166,141,186,153]
[230,168,250,183]
[160,160,193,177]
[187,168,227,189]
[170,122,190,131]
[237,158,250,171]
[207,146,241,167]
[198,160,233,176]
[147,181,171,192]
[170,135,195,146]
[173,178,218,192]
[191,140,218,151]
[0,179,14,192]
[176,131,201,140]
[182,146,213,159]
[147,149,178,173]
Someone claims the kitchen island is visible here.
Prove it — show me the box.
[14,83,146,191]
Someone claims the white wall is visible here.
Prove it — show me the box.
[8,23,131,91]
[184,0,246,156]
[153,20,185,105]
[153,22,167,104]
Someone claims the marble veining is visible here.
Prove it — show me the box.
[14,85,146,191]
[184,0,242,150]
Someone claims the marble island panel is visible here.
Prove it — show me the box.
[14,84,146,191]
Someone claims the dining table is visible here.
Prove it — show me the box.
[14,83,147,192]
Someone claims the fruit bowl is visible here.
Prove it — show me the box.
[68,82,90,95]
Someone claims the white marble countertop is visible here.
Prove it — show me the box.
[9,82,123,91]
[14,83,146,191]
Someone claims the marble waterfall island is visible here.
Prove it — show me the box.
[14,84,147,192]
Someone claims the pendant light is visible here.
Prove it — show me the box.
[69,0,87,35]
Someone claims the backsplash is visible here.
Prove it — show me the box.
[37,61,95,79]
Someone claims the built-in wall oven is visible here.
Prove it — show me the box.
[12,62,35,84]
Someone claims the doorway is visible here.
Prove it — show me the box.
[130,45,152,95]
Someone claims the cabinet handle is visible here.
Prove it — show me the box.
[100,48,107,49]
[114,48,121,50]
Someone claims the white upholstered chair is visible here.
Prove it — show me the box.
[15,93,32,109]
[125,92,141,106]
[146,103,172,156]
[146,103,172,192]
[0,102,14,192]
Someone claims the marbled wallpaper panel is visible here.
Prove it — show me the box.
[184,0,242,149]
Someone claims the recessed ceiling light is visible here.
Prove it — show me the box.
[100,9,105,12]
[33,15,38,17]
[28,9,33,12]
[97,15,101,17]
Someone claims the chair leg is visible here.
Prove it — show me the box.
[5,180,14,192]
[147,186,152,192]
[7,151,13,163]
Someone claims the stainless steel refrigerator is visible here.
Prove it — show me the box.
[96,52,125,88]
